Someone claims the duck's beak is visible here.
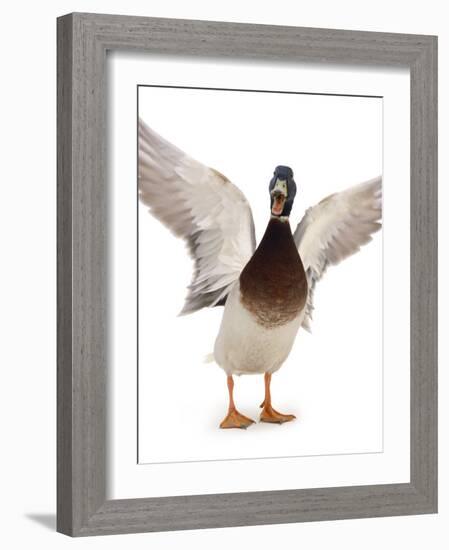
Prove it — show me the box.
[271,190,286,216]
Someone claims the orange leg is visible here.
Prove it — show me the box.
[220,376,255,429]
[260,373,296,424]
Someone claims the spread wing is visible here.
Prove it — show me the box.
[138,118,256,315]
[293,176,382,330]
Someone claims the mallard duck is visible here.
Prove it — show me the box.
[138,118,382,429]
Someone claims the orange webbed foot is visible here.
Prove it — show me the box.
[220,409,255,429]
[260,405,296,424]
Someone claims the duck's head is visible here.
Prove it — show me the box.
[269,165,297,218]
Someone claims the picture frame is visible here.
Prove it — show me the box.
[57,12,437,536]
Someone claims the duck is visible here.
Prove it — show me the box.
[138,118,382,429]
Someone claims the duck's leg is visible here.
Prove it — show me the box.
[260,373,296,424]
[220,375,255,429]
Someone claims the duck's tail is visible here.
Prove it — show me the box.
[204,352,215,364]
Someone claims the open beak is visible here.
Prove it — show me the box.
[271,191,286,215]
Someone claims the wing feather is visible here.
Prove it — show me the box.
[138,118,256,314]
[293,176,382,330]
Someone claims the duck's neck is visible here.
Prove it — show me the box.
[258,217,294,250]
[270,214,290,223]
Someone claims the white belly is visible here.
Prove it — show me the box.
[213,282,305,376]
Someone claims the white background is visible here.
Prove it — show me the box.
[0,1,445,549]
[137,86,384,464]
[109,55,411,499]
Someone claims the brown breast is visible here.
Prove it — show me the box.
[239,218,308,329]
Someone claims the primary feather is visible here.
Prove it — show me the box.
[138,118,256,314]
[293,176,382,330]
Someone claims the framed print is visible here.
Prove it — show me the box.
[57,13,437,536]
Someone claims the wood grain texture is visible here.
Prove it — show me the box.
[57,13,74,536]
[409,37,438,509]
[57,12,438,536]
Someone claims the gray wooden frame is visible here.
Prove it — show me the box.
[57,12,438,537]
